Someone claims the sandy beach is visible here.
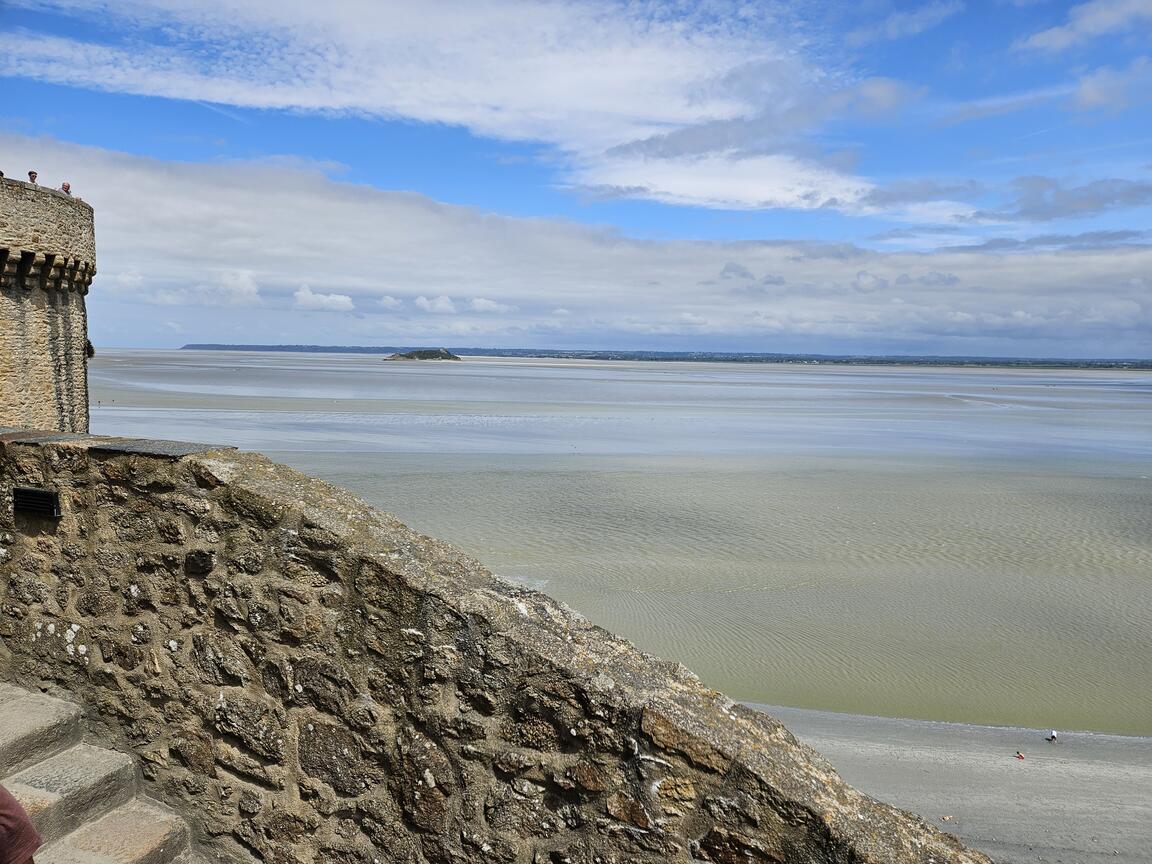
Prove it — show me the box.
[752,704,1152,863]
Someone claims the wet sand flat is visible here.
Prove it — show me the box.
[755,704,1152,864]
[89,350,1152,734]
[270,450,1152,735]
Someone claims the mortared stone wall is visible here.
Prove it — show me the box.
[0,429,990,864]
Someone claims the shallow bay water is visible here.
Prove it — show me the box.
[90,351,1152,734]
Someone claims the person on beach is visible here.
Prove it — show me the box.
[1015,751,1025,760]
[0,783,41,864]
[1046,730,1058,743]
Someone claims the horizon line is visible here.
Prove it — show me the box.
[162,343,1152,367]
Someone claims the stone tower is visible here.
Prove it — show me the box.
[0,177,95,433]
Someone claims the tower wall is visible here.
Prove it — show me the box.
[0,178,96,433]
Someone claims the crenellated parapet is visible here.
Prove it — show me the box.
[0,249,96,294]
[0,177,96,433]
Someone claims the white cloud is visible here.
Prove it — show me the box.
[938,62,1150,123]
[1019,0,1152,51]
[848,1,965,45]
[0,0,875,212]
[150,269,263,307]
[896,271,962,286]
[1075,57,1152,109]
[293,285,354,311]
[415,295,457,314]
[5,133,1150,356]
[0,1,800,150]
[470,298,517,313]
[939,83,1074,125]
[603,76,921,161]
[853,271,890,293]
[574,151,873,211]
[719,262,756,280]
[377,295,403,309]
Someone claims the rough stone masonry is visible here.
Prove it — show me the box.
[0,429,991,864]
[0,178,95,434]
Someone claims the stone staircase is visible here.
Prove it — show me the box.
[0,684,199,864]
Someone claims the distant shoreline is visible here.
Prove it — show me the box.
[179,344,1152,370]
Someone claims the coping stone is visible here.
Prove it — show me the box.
[0,429,90,444]
[87,438,233,458]
[0,428,233,459]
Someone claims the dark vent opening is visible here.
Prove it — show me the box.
[13,487,62,518]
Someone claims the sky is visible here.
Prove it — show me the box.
[1,0,1150,357]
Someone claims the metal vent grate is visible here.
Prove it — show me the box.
[13,487,62,518]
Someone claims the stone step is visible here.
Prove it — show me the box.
[36,799,191,864]
[0,684,82,776]
[4,743,136,845]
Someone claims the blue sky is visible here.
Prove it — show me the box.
[1,0,1150,356]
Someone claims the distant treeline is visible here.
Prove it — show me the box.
[180,344,1152,369]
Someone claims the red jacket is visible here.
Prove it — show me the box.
[0,784,41,864]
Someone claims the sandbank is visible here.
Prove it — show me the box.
[748,704,1152,863]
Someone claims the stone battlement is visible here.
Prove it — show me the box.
[0,177,95,433]
[0,178,95,265]
[0,250,95,295]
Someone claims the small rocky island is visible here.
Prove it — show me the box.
[383,347,461,361]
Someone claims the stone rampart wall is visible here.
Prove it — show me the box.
[0,179,95,433]
[0,431,989,864]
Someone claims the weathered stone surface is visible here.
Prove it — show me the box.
[213,691,288,762]
[192,632,253,685]
[641,706,730,772]
[89,438,229,458]
[0,436,992,864]
[298,719,381,795]
[605,791,651,829]
[38,798,192,864]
